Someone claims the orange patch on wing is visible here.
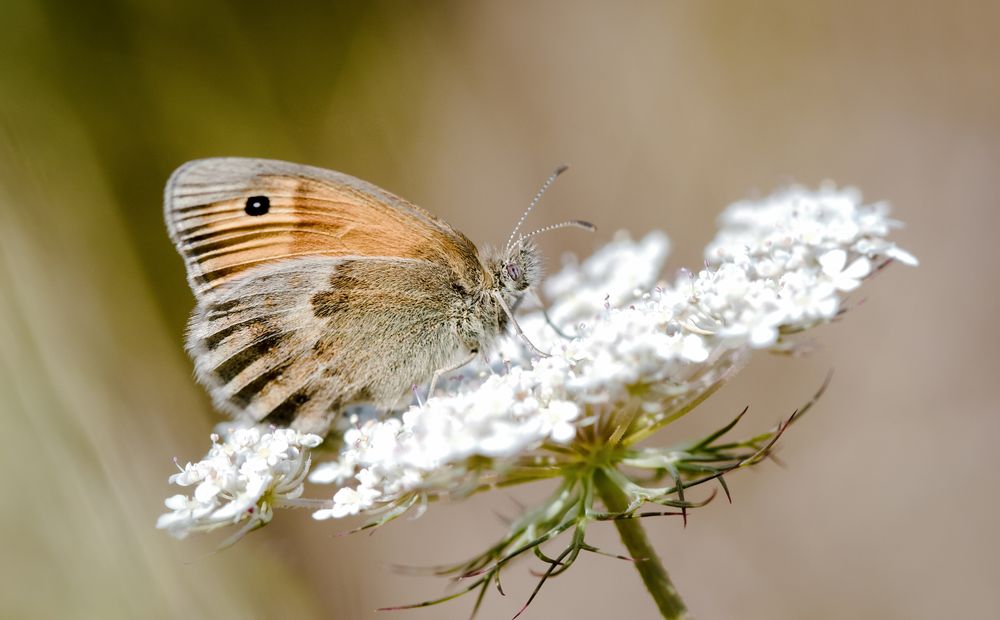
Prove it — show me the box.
[169,170,480,296]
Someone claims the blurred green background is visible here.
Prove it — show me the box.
[1,1,996,618]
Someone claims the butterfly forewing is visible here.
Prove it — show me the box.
[164,157,481,299]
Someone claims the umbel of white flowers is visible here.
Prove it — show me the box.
[158,183,915,614]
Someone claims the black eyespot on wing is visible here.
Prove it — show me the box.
[244,195,270,216]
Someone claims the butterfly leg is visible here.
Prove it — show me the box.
[494,293,550,358]
[527,290,575,340]
[427,350,479,398]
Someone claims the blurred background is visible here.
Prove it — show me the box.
[1,1,996,618]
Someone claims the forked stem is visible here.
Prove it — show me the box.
[593,469,691,620]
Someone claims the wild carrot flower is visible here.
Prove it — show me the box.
[159,183,915,618]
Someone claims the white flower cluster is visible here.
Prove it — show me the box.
[544,230,671,324]
[706,184,918,268]
[307,184,915,518]
[693,184,918,347]
[311,364,582,520]
[157,427,320,539]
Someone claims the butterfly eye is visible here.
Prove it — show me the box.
[245,195,270,216]
[506,263,522,281]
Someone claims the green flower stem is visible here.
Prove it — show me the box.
[593,469,691,620]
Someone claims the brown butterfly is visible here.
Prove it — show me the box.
[164,158,591,436]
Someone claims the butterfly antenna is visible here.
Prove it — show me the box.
[506,164,569,253]
[517,220,596,246]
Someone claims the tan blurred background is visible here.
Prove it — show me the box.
[1,1,996,618]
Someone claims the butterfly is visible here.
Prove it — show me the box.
[164,158,591,436]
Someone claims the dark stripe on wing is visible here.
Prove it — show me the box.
[212,329,285,385]
[189,228,341,254]
[229,359,296,409]
[201,309,297,351]
[262,388,313,427]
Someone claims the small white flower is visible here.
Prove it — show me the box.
[309,459,356,485]
[314,470,382,520]
[156,495,216,538]
[819,249,871,291]
[538,400,580,443]
[779,271,839,321]
[678,333,710,362]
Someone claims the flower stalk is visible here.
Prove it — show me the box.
[594,467,689,619]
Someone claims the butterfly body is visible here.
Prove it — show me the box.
[165,158,542,436]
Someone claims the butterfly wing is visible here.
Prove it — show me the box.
[164,157,484,299]
[165,158,491,434]
[188,256,473,436]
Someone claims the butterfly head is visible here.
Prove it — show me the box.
[487,240,543,297]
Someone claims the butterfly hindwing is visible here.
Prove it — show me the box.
[187,256,471,435]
